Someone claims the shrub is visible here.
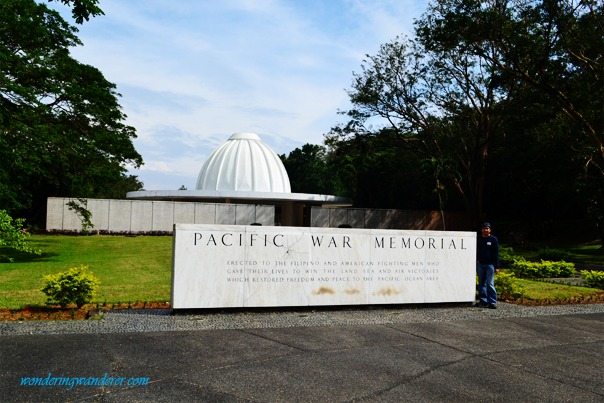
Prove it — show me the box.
[41,265,100,308]
[495,271,524,300]
[509,259,538,278]
[547,261,576,278]
[581,270,604,289]
[510,260,575,279]
[0,210,41,262]
[537,247,575,262]
[498,246,518,269]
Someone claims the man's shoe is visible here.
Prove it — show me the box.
[473,302,487,308]
[487,304,497,309]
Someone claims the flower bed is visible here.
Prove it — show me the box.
[0,302,171,321]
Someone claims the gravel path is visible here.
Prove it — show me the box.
[2,302,604,336]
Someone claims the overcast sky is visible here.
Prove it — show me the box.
[49,0,428,190]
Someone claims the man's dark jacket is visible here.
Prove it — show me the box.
[477,235,499,267]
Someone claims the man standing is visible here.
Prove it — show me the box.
[475,222,499,309]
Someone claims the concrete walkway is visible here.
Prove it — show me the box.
[2,312,603,402]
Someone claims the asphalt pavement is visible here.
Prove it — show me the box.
[1,311,603,402]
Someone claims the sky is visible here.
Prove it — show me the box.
[49,0,428,190]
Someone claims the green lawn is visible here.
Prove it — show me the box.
[515,279,603,302]
[0,235,172,309]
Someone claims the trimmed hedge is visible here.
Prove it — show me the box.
[498,246,516,269]
[510,259,575,279]
[581,270,604,289]
[495,271,524,300]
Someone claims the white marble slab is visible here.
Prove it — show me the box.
[173,202,195,225]
[172,224,477,309]
[130,201,152,232]
[108,200,132,232]
[61,199,82,231]
[46,198,65,231]
[152,202,174,232]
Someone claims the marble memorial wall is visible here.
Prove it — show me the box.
[46,197,274,233]
[172,224,477,309]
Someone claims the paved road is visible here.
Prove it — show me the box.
[1,312,603,402]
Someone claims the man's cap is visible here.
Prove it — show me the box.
[482,222,491,228]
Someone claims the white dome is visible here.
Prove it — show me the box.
[196,132,291,193]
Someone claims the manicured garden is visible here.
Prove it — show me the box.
[494,242,604,303]
[0,234,602,320]
[0,235,172,310]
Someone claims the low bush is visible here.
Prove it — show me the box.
[495,271,524,300]
[0,209,41,262]
[41,265,100,308]
[510,260,575,279]
[548,261,576,277]
[581,270,604,289]
[498,246,517,269]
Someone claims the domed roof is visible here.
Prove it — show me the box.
[196,132,291,193]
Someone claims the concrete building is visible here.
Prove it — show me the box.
[47,132,467,233]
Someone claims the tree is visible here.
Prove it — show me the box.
[280,144,335,195]
[333,34,519,227]
[51,0,104,24]
[486,87,589,234]
[417,0,603,244]
[332,0,602,238]
[0,0,143,224]
[324,129,440,210]
[418,0,602,167]
[0,209,40,262]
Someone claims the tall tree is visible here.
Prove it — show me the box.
[418,0,602,167]
[280,144,335,195]
[325,129,440,210]
[51,0,104,24]
[417,0,603,243]
[0,0,143,223]
[333,35,519,227]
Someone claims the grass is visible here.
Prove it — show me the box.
[515,279,603,302]
[0,235,172,309]
[499,238,603,302]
